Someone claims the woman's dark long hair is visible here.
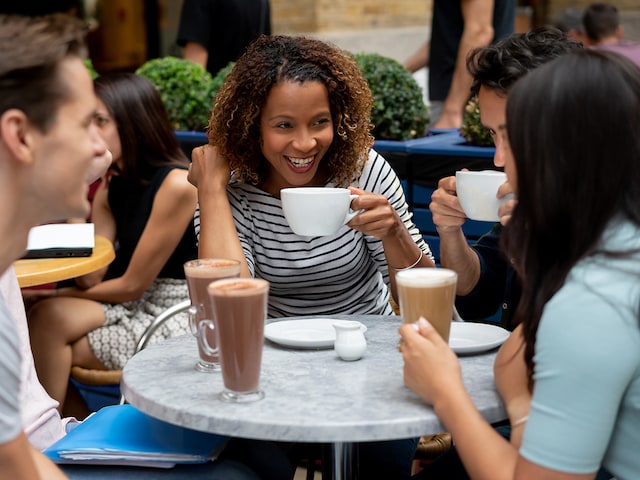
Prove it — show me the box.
[94,73,188,184]
[503,50,640,377]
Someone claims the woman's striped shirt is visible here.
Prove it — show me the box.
[194,149,432,318]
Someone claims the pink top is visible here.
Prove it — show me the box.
[0,267,67,450]
[592,41,640,68]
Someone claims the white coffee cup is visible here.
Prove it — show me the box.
[455,170,514,222]
[280,187,361,236]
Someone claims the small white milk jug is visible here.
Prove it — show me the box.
[333,320,367,361]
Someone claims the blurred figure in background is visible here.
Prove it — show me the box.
[403,0,515,129]
[176,0,271,76]
[27,73,198,419]
[582,2,640,67]
[553,6,587,43]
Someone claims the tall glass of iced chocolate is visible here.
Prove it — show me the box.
[207,277,269,402]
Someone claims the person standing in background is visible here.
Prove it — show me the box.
[582,2,640,67]
[403,0,515,129]
[553,6,588,43]
[176,0,271,77]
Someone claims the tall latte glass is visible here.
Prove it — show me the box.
[183,258,241,372]
[396,268,458,342]
[207,277,269,402]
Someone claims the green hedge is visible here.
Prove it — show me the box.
[136,57,215,132]
[355,52,429,141]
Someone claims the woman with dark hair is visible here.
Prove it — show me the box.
[27,73,198,418]
[401,49,640,480]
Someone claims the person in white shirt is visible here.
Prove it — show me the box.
[0,12,107,479]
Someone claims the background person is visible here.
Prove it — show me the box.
[176,0,271,76]
[26,73,198,419]
[403,0,515,129]
[582,2,640,67]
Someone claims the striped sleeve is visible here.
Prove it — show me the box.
[357,149,433,286]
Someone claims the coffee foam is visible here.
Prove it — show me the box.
[396,269,457,287]
[208,278,269,296]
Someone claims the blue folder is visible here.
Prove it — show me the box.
[44,405,228,468]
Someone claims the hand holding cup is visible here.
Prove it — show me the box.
[455,170,515,223]
[281,187,361,236]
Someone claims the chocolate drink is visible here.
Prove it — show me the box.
[397,269,457,342]
[208,278,269,394]
[184,259,240,363]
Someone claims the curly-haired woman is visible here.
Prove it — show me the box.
[190,34,434,317]
[188,35,435,479]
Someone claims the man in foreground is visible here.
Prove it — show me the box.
[0,13,107,478]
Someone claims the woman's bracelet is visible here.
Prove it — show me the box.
[511,415,529,428]
[393,250,424,271]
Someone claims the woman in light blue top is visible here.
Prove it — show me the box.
[401,49,640,480]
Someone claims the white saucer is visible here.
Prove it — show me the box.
[449,322,510,354]
[264,318,367,349]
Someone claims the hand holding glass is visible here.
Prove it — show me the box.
[396,268,458,342]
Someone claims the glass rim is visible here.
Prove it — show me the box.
[207,277,269,295]
[395,267,457,281]
[183,258,242,267]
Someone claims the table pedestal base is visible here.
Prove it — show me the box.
[332,442,358,480]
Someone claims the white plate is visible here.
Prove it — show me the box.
[449,322,510,354]
[264,318,367,349]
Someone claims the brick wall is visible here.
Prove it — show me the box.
[270,0,432,33]
[270,0,638,40]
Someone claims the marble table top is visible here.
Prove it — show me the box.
[121,315,506,443]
